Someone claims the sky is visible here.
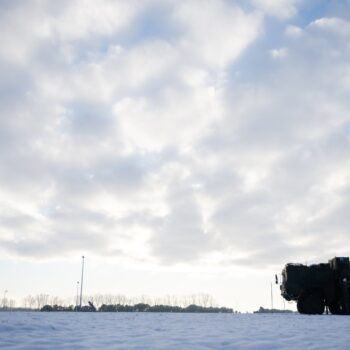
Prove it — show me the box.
[1,0,350,312]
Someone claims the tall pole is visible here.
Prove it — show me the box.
[76,281,80,307]
[270,282,273,312]
[3,290,8,308]
[79,256,85,308]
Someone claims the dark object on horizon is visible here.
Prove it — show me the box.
[253,306,294,314]
[41,304,74,312]
[41,300,97,312]
[74,301,96,312]
[98,303,233,313]
[280,256,350,315]
[42,302,233,313]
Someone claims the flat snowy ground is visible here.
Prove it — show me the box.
[1,312,350,349]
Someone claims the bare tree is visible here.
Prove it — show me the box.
[197,293,215,307]
[170,295,178,307]
[114,294,127,305]
[7,299,16,309]
[153,296,162,306]
[23,295,36,309]
[35,294,49,310]
[92,294,104,308]
[103,294,114,305]
[50,296,64,306]
[138,294,152,305]
[63,297,75,306]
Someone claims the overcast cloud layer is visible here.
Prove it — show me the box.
[1,0,350,268]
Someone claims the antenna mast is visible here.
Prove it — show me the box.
[79,256,85,308]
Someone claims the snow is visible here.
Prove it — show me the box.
[1,312,350,349]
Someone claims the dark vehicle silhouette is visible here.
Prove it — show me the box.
[279,257,350,315]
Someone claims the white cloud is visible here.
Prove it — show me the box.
[51,0,143,41]
[269,47,288,59]
[251,0,300,19]
[285,25,304,38]
[1,0,350,274]
[174,0,262,68]
[309,17,350,36]
[113,83,221,152]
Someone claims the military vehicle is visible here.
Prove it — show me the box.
[279,257,350,315]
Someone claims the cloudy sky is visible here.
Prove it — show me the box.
[1,0,350,311]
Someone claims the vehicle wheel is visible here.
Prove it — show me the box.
[298,292,325,315]
[329,299,350,315]
[297,298,305,314]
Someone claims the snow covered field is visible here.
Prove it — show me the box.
[1,312,350,349]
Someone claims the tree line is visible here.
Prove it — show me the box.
[1,293,235,313]
[42,302,234,313]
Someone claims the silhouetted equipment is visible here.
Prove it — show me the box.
[280,257,350,315]
[88,301,96,311]
[72,300,96,312]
